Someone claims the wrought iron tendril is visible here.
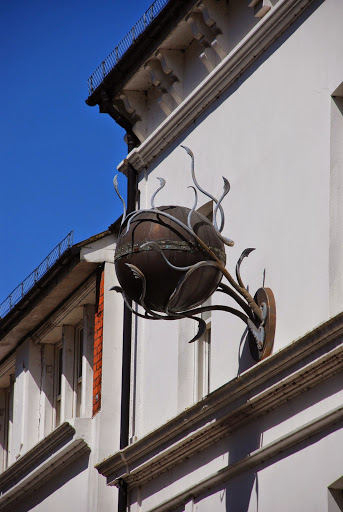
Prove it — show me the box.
[112,145,277,355]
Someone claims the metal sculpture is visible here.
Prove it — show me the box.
[113,146,276,361]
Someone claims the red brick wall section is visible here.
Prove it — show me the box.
[93,270,104,416]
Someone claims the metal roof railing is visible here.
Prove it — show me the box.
[0,231,74,320]
[87,0,170,96]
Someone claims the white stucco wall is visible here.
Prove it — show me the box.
[129,0,343,440]
[14,456,90,512]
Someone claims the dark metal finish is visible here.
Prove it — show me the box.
[118,478,128,512]
[112,146,276,360]
[248,288,276,361]
[115,206,226,313]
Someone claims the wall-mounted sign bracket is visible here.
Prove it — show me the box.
[112,146,276,362]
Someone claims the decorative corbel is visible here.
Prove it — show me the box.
[186,4,227,72]
[145,58,182,116]
[112,91,147,143]
[155,49,184,105]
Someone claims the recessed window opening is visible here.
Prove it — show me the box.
[75,326,84,418]
[55,344,63,427]
[3,375,14,470]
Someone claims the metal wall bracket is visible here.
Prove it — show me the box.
[112,147,276,362]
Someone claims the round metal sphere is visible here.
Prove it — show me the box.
[114,206,226,313]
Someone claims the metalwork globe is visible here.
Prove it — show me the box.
[114,205,226,313]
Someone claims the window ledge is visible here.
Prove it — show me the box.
[0,421,90,511]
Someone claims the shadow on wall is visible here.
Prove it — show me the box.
[191,418,343,512]
[136,371,343,511]
[237,327,255,375]
[8,451,90,512]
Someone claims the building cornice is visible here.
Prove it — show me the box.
[96,311,343,488]
[0,422,90,511]
[31,274,96,344]
[118,0,315,175]
[149,404,343,512]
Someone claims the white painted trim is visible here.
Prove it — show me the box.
[149,405,343,512]
[96,312,343,487]
[0,422,90,511]
[117,0,315,174]
[31,275,96,344]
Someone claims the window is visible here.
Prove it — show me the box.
[0,358,15,472]
[54,344,63,428]
[75,326,83,418]
[50,312,93,428]
[4,377,14,468]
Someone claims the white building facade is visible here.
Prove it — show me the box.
[88,0,343,511]
[0,231,124,511]
[1,0,343,511]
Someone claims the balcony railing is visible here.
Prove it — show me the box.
[0,231,74,320]
[87,0,170,96]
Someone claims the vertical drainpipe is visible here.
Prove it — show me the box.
[118,133,137,512]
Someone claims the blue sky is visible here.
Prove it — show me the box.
[0,0,153,302]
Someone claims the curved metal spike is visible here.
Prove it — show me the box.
[187,186,198,230]
[206,176,234,247]
[125,263,147,309]
[113,175,127,226]
[140,241,193,271]
[120,207,259,317]
[142,241,223,276]
[151,177,166,209]
[165,304,249,330]
[187,317,207,343]
[110,286,162,320]
[217,282,254,321]
[123,208,205,248]
[213,176,230,233]
[166,261,223,313]
[181,145,225,232]
[235,248,256,290]
[110,286,231,348]
[215,231,235,248]
[110,287,251,344]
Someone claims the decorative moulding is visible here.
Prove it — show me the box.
[149,404,343,512]
[96,311,343,488]
[31,275,96,344]
[117,0,315,175]
[0,421,90,511]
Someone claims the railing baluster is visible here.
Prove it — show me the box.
[87,0,169,95]
[0,231,73,318]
